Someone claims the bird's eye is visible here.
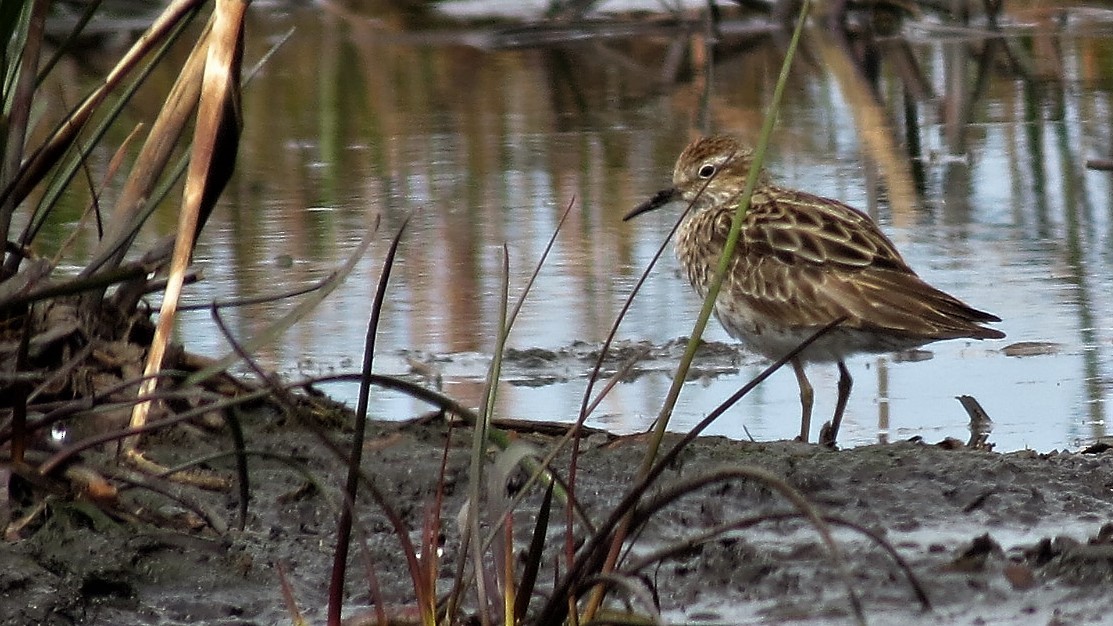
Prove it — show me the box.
[698,164,716,179]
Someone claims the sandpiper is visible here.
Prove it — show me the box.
[625,134,1004,445]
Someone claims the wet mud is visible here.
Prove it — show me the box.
[3,395,1112,626]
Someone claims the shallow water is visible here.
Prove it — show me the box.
[42,4,1113,452]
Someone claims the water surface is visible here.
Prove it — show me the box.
[46,4,1113,451]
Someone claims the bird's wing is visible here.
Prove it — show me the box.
[715,188,1002,339]
[744,188,911,271]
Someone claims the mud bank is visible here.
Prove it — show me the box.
[2,405,1112,625]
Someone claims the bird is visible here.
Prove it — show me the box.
[624,134,1004,446]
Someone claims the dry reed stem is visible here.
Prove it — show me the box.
[126,0,245,455]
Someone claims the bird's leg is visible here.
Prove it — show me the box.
[791,358,813,442]
[820,360,853,448]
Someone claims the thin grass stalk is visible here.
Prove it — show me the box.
[638,321,847,508]
[67,130,114,242]
[442,204,578,619]
[100,468,226,531]
[584,3,813,621]
[640,0,811,490]
[446,201,573,622]
[48,125,147,266]
[502,503,515,625]
[565,187,692,611]
[565,222,683,624]
[420,424,456,626]
[445,494,473,618]
[577,573,664,626]
[507,197,574,337]
[32,0,101,82]
[467,245,514,626]
[0,2,32,84]
[208,307,257,531]
[212,290,433,626]
[533,319,839,626]
[329,215,414,626]
[222,405,249,530]
[359,540,390,626]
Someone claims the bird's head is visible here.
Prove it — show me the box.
[624,135,763,221]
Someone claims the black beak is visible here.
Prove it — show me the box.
[623,188,680,221]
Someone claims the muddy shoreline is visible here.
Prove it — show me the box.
[2,401,1112,626]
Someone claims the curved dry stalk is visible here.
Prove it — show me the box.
[1,368,196,445]
[630,466,865,621]
[145,447,340,533]
[178,275,335,311]
[220,401,248,529]
[106,467,228,532]
[0,246,172,313]
[584,465,867,625]
[533,318,845,626]
[621,510,931,611]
